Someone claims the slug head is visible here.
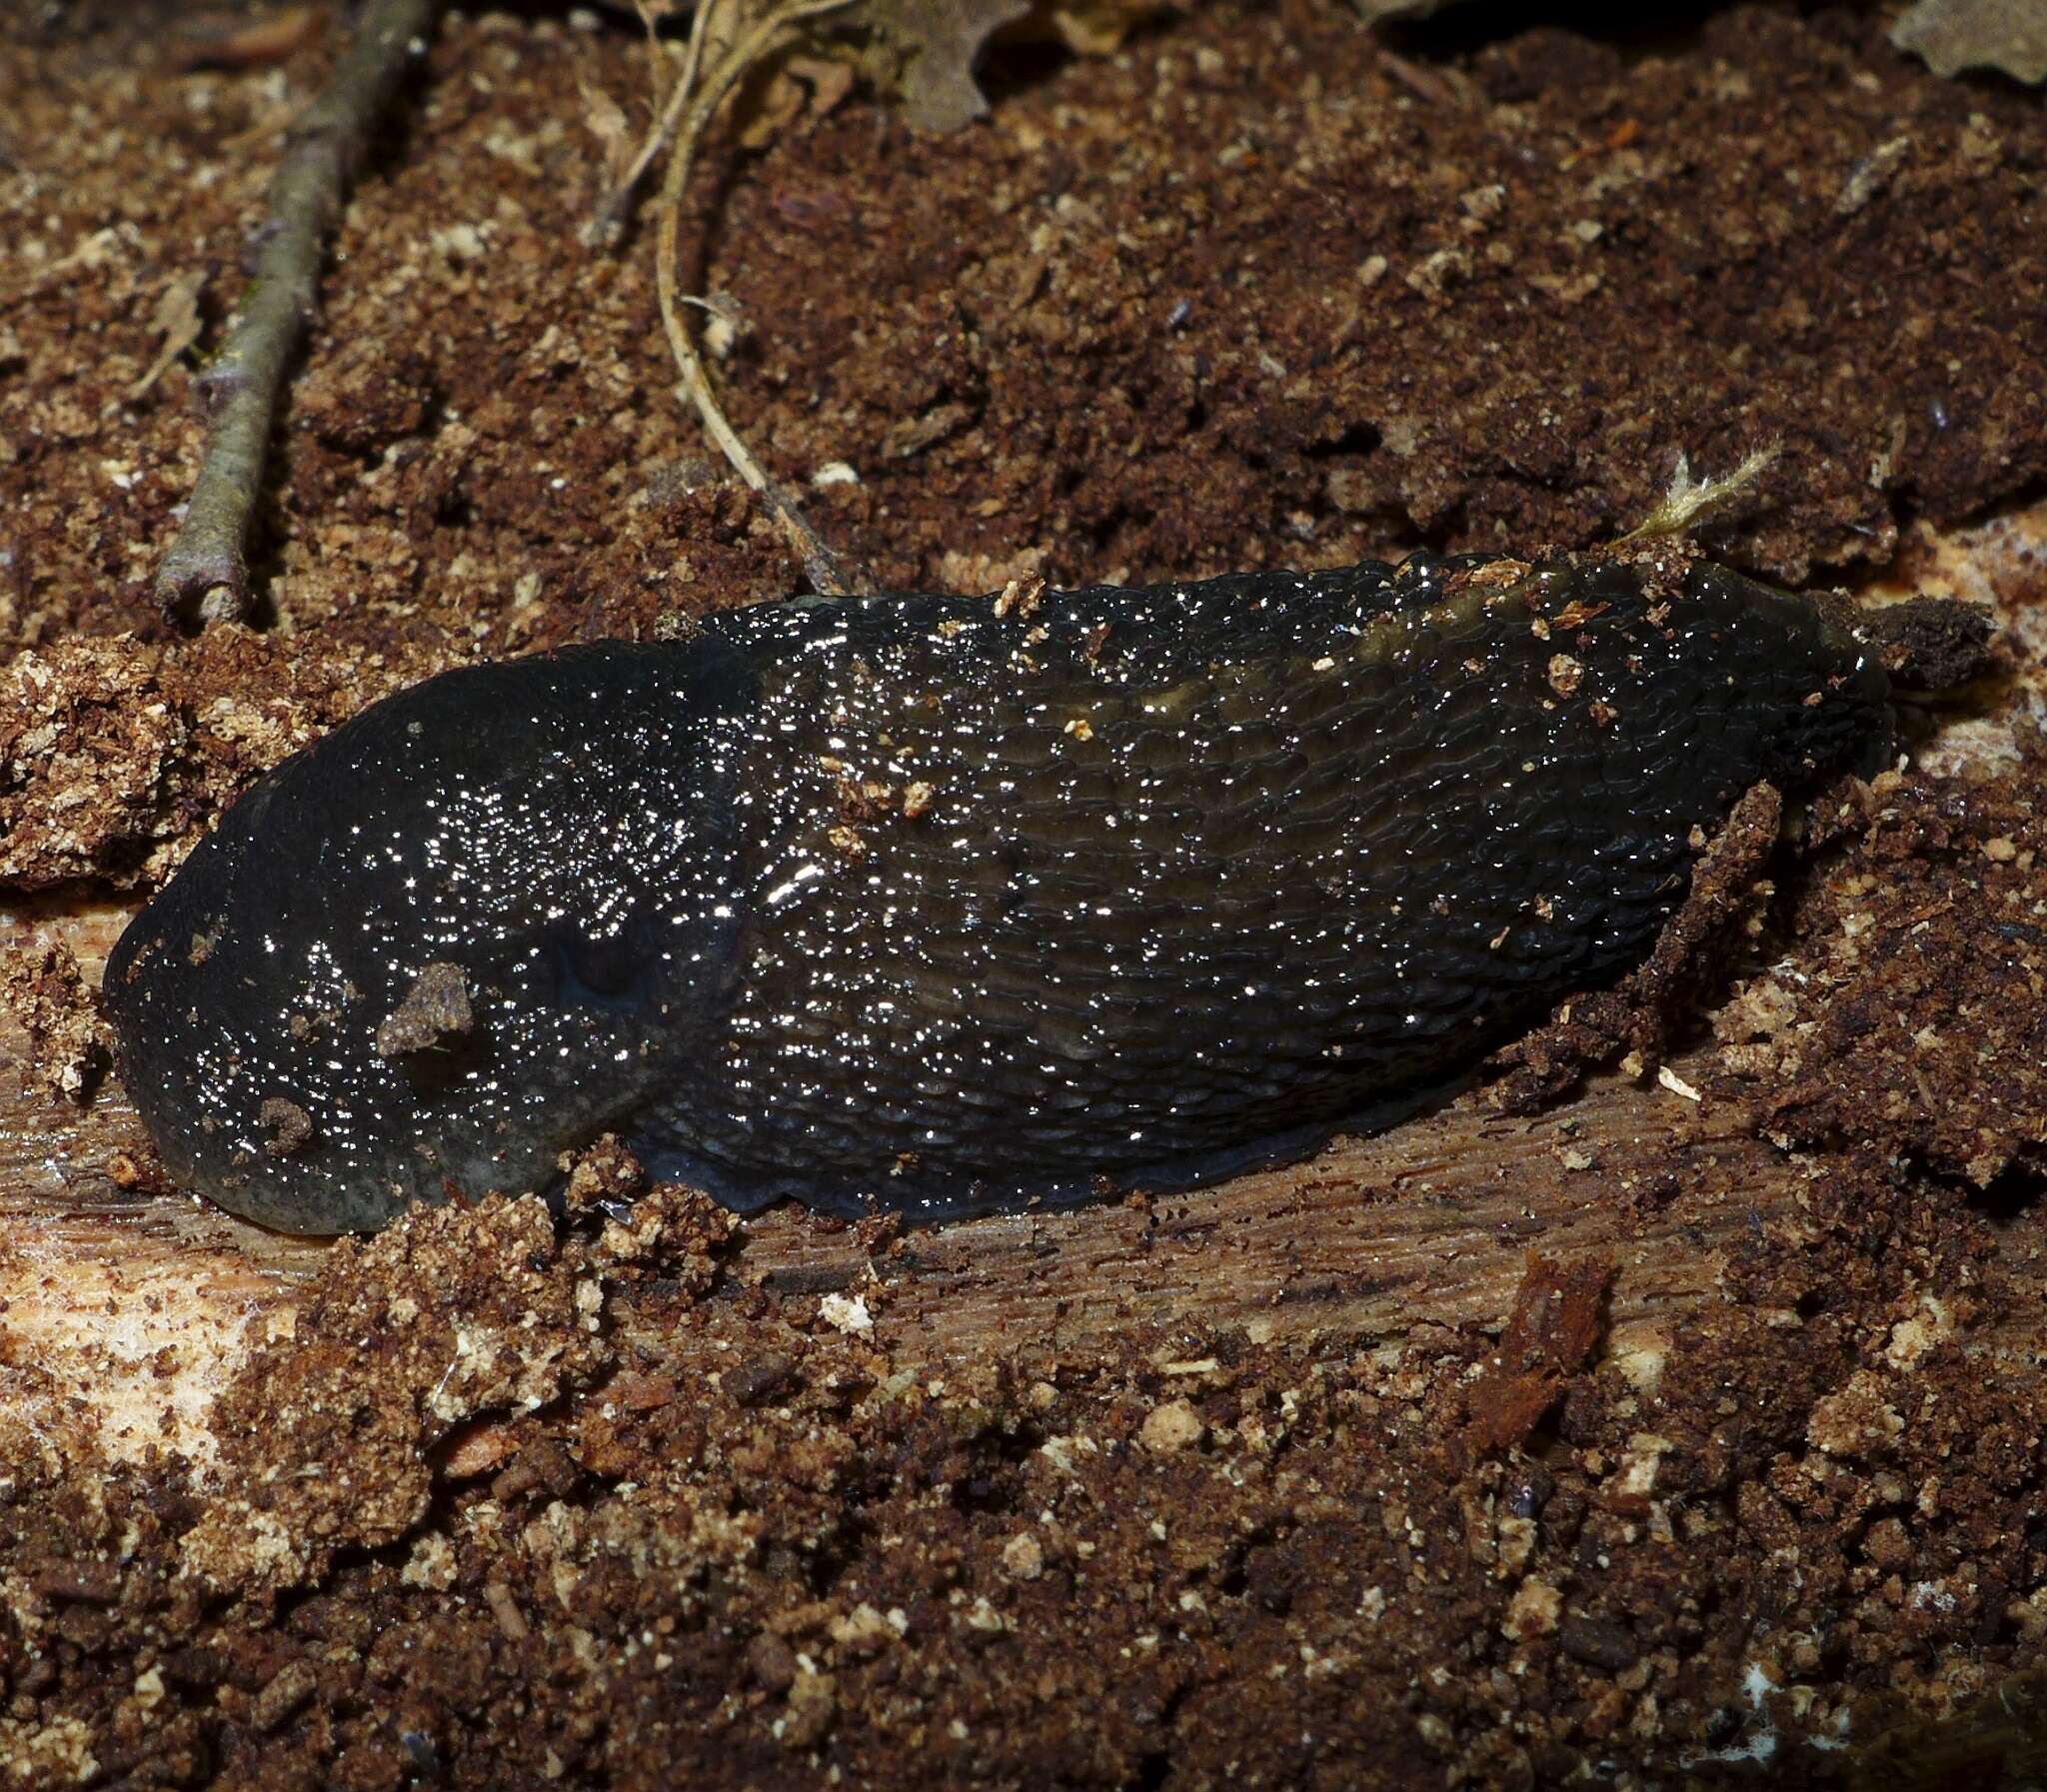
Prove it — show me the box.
[104,640,753,1234]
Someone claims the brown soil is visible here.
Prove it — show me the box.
[4,3,2047,1788]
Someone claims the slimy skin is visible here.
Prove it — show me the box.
[104,553,1892,1234]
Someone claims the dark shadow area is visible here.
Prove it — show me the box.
[1385,0,1731,66]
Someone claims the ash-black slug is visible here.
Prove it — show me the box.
[105,552,1892,1235]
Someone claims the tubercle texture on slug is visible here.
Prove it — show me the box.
[104,554,1892,1234]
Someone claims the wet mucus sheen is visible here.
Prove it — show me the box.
[105,553,1890,1234]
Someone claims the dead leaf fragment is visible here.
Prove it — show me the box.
[578,77,636,191]
[1892,0,2047,83]
[169,5,323,72]
[130,271,207,400]
[864,0,1031,131]
[740,53,859,149]
[1461,1252,1616,1457]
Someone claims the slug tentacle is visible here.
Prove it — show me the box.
[105,553,1891,1234]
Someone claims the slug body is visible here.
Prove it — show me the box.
[106,554,1890,1234]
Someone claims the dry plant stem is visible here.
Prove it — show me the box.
[1616,443,1782,546]
[589,0,718,248]
[155,0,445,628]
[654,0,867,600]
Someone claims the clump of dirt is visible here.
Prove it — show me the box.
[1722,763,2047,1189]
[1488,777,1785,1110]
[0,934,109,1103]
[712,4,2047,591]
[0,1135,2037,1787]
[0,630,443,890]
[1857,594,1999,693]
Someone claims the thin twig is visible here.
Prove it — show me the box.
[587,0,718,249]
[652,0,867,599]
[155,0,445,628]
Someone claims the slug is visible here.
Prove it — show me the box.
[105,551,1893,1235]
